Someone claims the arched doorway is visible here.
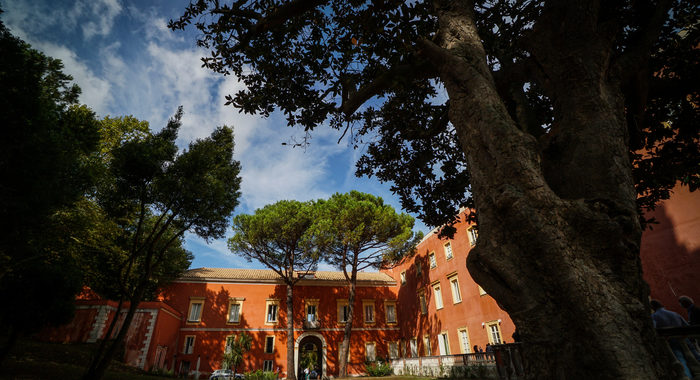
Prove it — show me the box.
[295,332,326,379]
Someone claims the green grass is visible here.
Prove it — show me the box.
[0,338,173,380]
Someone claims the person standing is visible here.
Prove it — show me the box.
[679,296,700,325]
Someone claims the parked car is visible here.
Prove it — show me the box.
[210,369,242,380]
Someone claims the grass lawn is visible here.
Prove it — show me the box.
[0,338,172,380]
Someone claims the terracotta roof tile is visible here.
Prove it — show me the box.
[180,267,395,284]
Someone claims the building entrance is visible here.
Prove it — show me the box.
[297,335,322,379]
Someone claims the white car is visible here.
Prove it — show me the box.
[210,369,237,380]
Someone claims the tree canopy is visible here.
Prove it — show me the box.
[0,18,101,363]
[84,109,242,380]
[170,0,697,234]
[229,199,321,281]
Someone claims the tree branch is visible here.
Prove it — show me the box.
[235,0,328,51]
[339,61,436,117]
[613,0,674,86]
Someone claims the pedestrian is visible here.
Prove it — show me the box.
[651,299,697,379]
[478,346,484,353]
[485,343,493,352]
[473,344,478,353]
[310,368,318,380]
[679,296,700,325]
[304,367,309,380]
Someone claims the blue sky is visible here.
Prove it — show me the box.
[1,0,429,270]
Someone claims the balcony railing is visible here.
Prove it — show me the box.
[390,353,497,378]
[303,320,320,330]
[656,325,700,378]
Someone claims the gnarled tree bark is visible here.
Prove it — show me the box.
[420,1,674,378]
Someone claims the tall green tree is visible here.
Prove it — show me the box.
[0,17,100,363]
[315,191,417,377]
[171,1,697,377]
[228,200,322,380]
[83,109,242,380]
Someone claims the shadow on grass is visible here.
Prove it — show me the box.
[1,337,173,380]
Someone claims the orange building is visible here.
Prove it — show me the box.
[640,185,700,315]
[159,269,401,378]
[381,217,516,359]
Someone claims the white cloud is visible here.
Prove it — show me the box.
[79,0,123,40]
[3,0,122,40]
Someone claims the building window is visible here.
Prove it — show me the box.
[433,282,444,310]
[429,252,437,269]
[458,328,471,354]
[486,321,503,344]
[227,297,244,324]
[337,299,349,324]
[363,300,375,323]
[448,274,462,304]
[410,338,418,357]
[187,298,204,323]
[400,271,406,285]
[385,301,397,324]
[418,291,427,315]
[438,332,450,355]
[365,342,376,362]
[265,336,275,354]
[444,242,453,260]
[423,335,431,356]
[305,299,319,322]
[416,261,422,277]
[467,226,478,247]
[183,335,195,354]
[266,299,279,324]
[388,341,399,359]
[263,360,273,372]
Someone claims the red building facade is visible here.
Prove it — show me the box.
[382,216,516,359]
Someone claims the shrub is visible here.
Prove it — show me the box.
[365,360,393,377]
[244,369,277,380]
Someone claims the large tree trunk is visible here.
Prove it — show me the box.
[421,2,674,379]
[338,271,358,378]
[286,283,296,380]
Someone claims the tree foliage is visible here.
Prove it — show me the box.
[170,0,697,233]
[222,332,252,374]
[84,110,242,380]
[316,191,419,272]
[0,18,101,362]
[229,200,321,279]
